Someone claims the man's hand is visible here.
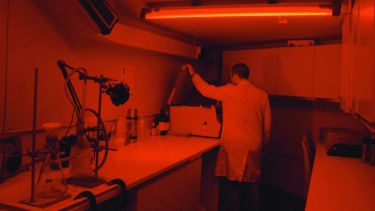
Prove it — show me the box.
[183,64,195,76]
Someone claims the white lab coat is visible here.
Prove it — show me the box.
[192,76,271,182]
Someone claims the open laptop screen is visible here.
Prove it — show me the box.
[167,68,193,105]
[167,68,217,106]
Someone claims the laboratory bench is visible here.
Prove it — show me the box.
[0,135,220,210]
[305,142,375,211]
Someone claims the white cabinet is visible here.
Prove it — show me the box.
[223,48,280,95]
[135,159,202,211]
[353,0,375,122]
[223,45,340,98]
[341,0,375,122]
[278,46,314,97]
[313,44,341,99]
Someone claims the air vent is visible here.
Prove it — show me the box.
[78,0,119,35]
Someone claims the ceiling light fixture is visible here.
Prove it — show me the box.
[145,5,333,19]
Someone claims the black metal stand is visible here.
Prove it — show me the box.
[57,60,108,188]
[20,68,71,208]
[20,68,38,204]
[95,81,103,179]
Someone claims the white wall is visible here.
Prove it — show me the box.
[5,0,77,132]
[1,0,194,133]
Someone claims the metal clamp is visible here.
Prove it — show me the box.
[74,191,97,210]
[107,178,128,207]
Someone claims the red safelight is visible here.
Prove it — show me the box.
[145,6,332,19]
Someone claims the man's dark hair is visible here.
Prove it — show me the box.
[232,63,250,79]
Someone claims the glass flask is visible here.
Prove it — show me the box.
[36,122,69,200]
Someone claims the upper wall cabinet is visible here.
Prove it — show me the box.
[223,47,280,95]
[342,0,375,122]
[278,46,314,97]
[314,44,342,99]
[223,44,341,99]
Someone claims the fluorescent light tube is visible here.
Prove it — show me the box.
[145,6,332,19]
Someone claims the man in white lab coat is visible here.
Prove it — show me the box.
[183,63,271,211]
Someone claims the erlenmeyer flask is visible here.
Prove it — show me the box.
[70,140,93,179]
[36,122,69,200]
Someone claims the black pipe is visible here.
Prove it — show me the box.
[30,68,38,202]
[57,60,82,113]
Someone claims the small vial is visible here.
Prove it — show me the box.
[137,114,147,142]
[150,122,158,136]
[369,138,375,166]
[362,137,370,163]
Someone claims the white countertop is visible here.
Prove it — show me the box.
[0,135,220,210]
[100,135,220,189]
[306,143,375,211]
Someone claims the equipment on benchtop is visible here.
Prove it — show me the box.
[57,60,130,187]
[20,61,130,208]
[166,66,221,138]
[21,122,71,208]
[0,135,22,182]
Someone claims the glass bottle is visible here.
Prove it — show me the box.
[157,106,170,136]
[126,108,138,144]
